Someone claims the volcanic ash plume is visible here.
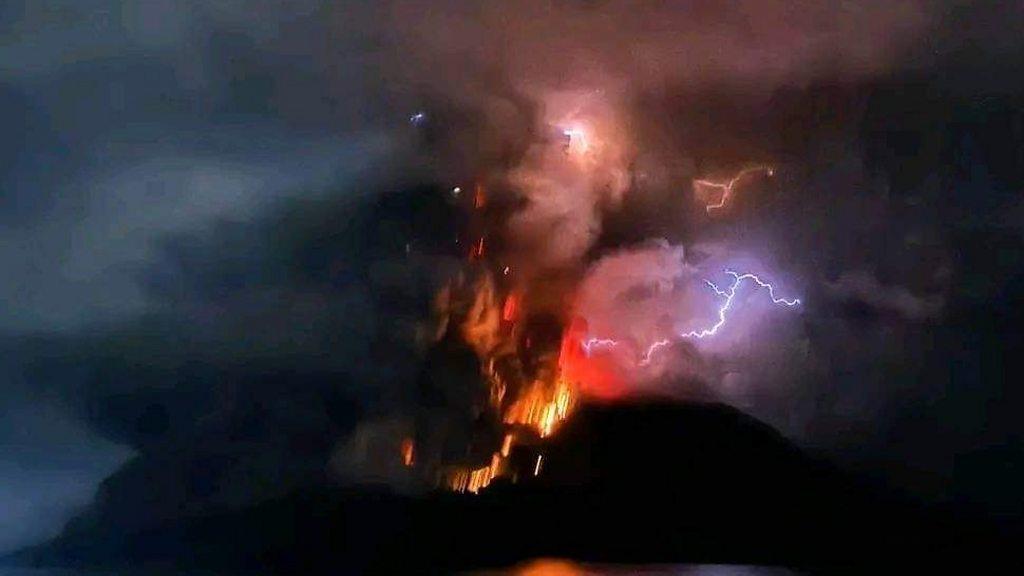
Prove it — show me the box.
[506,89,632,273]
[365,0,939,492]
[386,79,818,494]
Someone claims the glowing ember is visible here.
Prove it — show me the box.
[469,237,486,259]
[400,437,415,467]
[502,293,519,322]
[460,273,503,358]
[504,377,576,438]
[474,183,487,209]
[447,465,495,494]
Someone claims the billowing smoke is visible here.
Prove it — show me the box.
[348,0,968,476]
[5,0,1023,544]
[385,0,930,92]
[506,89,632,272]
[372,0,940,302]
[567,241,807,399]
[327,0,958,497]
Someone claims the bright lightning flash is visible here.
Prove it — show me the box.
[676,270,800,339]
[583,270,800,366]
[582,338,618,357]
[562,127,590,155]
[695,166,773,213]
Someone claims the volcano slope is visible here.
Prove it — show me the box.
[13,400,1016,574]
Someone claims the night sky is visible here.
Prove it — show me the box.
[2,0,1023,555]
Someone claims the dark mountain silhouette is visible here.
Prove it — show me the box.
[10,401,1017,574]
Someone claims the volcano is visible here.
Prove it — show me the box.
[11,400,1011,575]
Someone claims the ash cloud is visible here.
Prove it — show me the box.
[385,0,931,92]
[825,270,945,321]
[2,0,1024,552]
[380,0,939,277]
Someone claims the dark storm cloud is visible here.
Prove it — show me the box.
[2,0,1024,553]
[0,0,402,332]
[0,0,407,551]
[2,173,466,543]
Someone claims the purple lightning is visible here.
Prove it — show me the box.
[677,270,800,340]
[638,338,672,366]
[582,337,618,357]
[583,270,801,366]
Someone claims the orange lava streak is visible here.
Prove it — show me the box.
[400,437,415,467]
[468,237,486,260]
[447,464,495,494]
[474,183,487,209]
[503,377,575,438]
[502,293,519,322]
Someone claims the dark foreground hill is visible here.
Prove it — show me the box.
[11,401,1018,574]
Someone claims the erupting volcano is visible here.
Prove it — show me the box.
[7,2,1023,574]
[405,96,803,494]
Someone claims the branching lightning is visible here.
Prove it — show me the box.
[695,166,774,213]
[583,270,800,366]
[676,270,800,339]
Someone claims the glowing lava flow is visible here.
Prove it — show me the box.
[695,166,774,212]
[584,270,801,366]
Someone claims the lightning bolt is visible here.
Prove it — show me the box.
[562,127,590,154]
[695,166,774,213]
[583,270,800,366]
[582,338,619,357]
[638,338,672,366]
[676,270,800,340]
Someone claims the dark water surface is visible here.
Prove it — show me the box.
[1,562,801,576]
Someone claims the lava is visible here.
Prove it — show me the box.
[430,262,584,493]
[504,376,575,438]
